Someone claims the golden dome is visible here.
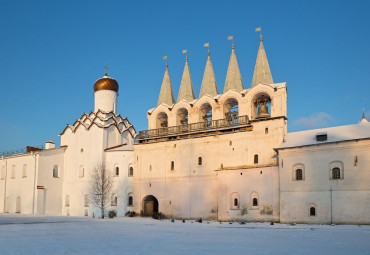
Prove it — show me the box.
[94,72,119,92]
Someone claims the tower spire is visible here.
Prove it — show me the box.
[199,43,218,98]
[251,27,274,88]
[177,50,195,102]
[223,36,244,93]
[157,56,175,106]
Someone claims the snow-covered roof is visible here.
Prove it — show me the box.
[278,121,370,150]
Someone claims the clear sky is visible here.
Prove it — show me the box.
[0,0,369,152]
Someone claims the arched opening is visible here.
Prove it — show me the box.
[254,154,259,164]
[252,92,271,119]
[230,192,240,210]
[310,206,316,216]
[143,195,159,217]
[223,98,239,121]
[177,108,189,125]
[128,195,133,206]
[253,198,258,206]
[15,197,21,213]
[296,169,303,180]
[156,112,168,128]
[200,103,212,124]
[332,167,341,179]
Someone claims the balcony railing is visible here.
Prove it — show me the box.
[138,115,250,140]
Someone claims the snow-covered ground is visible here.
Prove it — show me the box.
[0,214,369,255]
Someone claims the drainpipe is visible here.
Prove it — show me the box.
[32,152,38,214]
[2,157,7,212]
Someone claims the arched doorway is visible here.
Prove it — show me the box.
[143,195,158,217]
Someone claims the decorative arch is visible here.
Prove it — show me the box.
[142,195,159,217]
[223,97,239,120]
[176,108,189,125]
[249,89,273,119]
[156,112,168,128]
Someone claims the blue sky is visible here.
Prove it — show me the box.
[0,0,369,151]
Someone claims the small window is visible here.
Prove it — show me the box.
[234,198,238,207]
[22,164,27,178]
[310,207,316,216]
[111,195,118,206]
[79,166,84,178]
[265,127,268,134]
[296,169,303,180]
[53,165,59,178]
[11,165,16,179]
[332,167,340,179]
[198,157,202,166]
[65,195,70,207]
[115,166,119,176]
[316,132,327,141]
[128,196,133,206]
[254,154,258,164]
[171,161,175,171]
[253,198,258,206]
[84,194,89,207]
[129,166,134,177]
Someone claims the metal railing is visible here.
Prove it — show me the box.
[0,145,44,157]
[138,115,250,140]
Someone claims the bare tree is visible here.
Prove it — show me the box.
[89,164,113,219]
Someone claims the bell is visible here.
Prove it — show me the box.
[257,104,270,118]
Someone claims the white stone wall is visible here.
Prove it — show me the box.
[279,139,370,224]
[94,90,117,113]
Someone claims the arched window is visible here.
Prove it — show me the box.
[254,154,258,164]
[111,195,117,206]
[200,103,212,125]
[65,195,70,207]
[115,166,119,176]
[253,198,258,206]
[177,108,189,125]
[84,194,89,207]
[310,207,316,216]
[332,167,340,179]
[224,98,239,123]
[230,192,240,210]
[296,169,303,180]
[157,112,168,128]
[128,166,134,177]
[171,161,175,171]
[128,195,133,206]
[198,157,202,166]
[265,128,268,134]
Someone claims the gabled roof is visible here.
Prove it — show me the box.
[278,121,370,150]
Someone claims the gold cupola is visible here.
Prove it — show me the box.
[93,71,119,93]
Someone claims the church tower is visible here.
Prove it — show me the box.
[93,69,119,113]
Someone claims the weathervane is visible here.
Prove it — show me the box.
[163,55,168,67]
[227,35,234,49]
[182,49,188,61]
[255,27,262,41]
[204,42,210,56]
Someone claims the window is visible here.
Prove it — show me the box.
[115,166,119,176]
[254,154,258,164]
[53,165,59,178]
[332,167,340,179]
[11,165,15,179]
[265,127,268,134]
[128,195,133,206]
[22,164,27,178]
[111,195,118,206]
[84,209,88,217]
[79,166,84,178]
[1,166,5,180]
[230,192,240,210]
[128,166,134,177]
[198,157,202,166]
[84,194,89,207]
[65,195,70,207]
[253,198,258,206]
[296,169,303,180]
[310,207,316,216]
[171,161,175,171]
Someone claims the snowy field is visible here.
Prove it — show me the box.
[0,214,369,255]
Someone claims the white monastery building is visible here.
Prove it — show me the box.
[1,34,369,224]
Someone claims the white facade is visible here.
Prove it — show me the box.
[1,36,369,224]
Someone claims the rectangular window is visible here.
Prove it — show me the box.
[198,157,202,166]
[11,165,16,179]
[128,166,133,177]
[171,161,175,171]
[53,165,59,178]
[22,164,27,178]
[115,166,119,176]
